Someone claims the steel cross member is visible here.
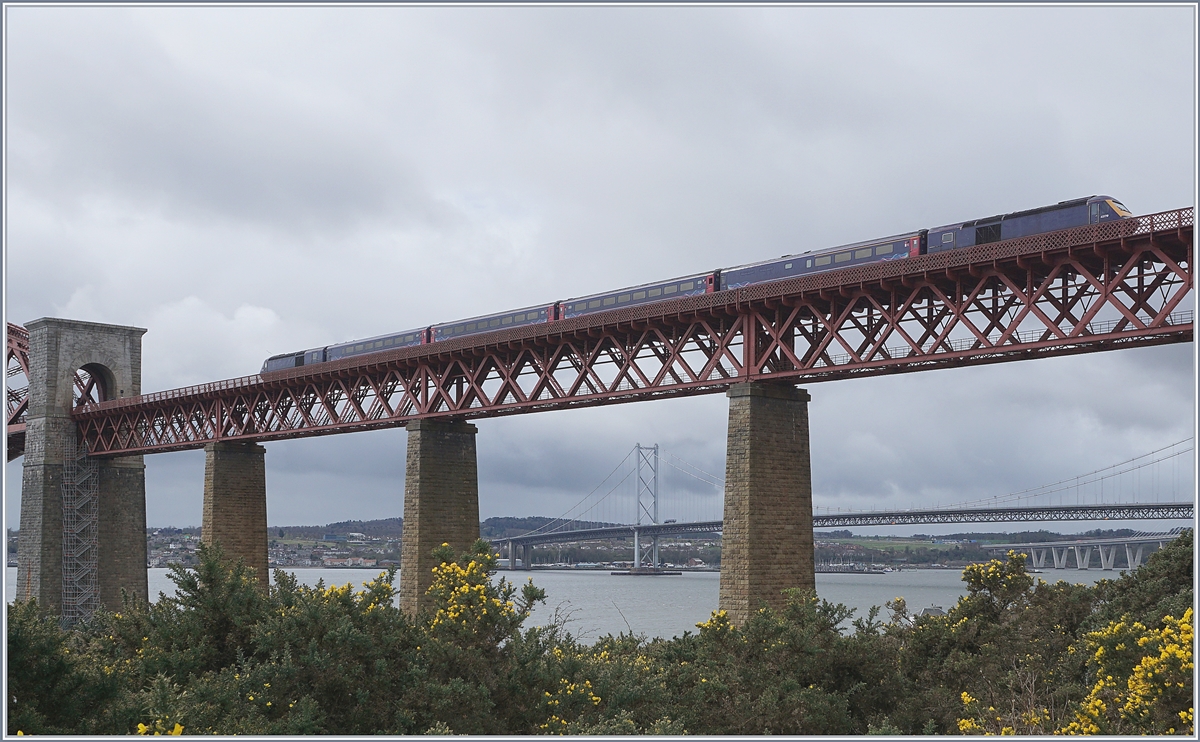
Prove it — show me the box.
[6,323,31,461]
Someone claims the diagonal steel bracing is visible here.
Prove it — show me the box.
[2,207,1186,458]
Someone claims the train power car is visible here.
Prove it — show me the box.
[260,327,427,373]
[260,195,1131,377]
[927,195,1131,254]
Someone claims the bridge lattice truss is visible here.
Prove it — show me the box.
[5,207,1192,458]
[7,323,30,461]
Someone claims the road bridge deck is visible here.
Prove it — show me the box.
[493,502,1195,548]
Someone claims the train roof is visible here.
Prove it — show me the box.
[723,230,923,274]
[930,195,1119,231]
[562,270,714,304]
[264,349,316,361]
[327,327,427,349]
[428,302,553,330]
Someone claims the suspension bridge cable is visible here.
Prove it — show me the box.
[522,447,636,536]
[568,469,636,527]
[663,459,723,489]
[939,438,1194,511]
[664,453,724,486]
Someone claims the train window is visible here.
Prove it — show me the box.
[454,325,464,333]
[375,341,383,347]
[648,288,661,297]
[618,294,631,303]
[603,297,616,306]
[634,291,646,300]
[806,259,812,268]
[681,281,694,291]
[876,244,893,255]
[587,300,599,308]
[815,255,831,266]
[834,252,851,263]
[941,233,953,244]
[854,248,872,259]
[785,262,792,269]
[490,319,500,327]
[383,339,392,347]
[355,344,364,351]
[502,316,512,325]
[664,285,677,294]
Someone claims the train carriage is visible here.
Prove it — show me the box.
[432,304,553,342]
[326,328,426,362]
[720,231,924,290]
[560,272,715,319]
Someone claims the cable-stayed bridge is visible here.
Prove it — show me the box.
[495,440,1195,567]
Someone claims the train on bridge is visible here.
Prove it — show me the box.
[262,195,1132,373]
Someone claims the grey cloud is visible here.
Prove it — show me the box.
[4,5,1194,530]
[7,9,440,234]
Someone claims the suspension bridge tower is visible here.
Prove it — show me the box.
[633,443,660,569]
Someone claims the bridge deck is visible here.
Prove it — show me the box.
[7,207,1192,457]
[495,502,1195,547]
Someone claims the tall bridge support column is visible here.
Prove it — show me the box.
[202,442,268,580]
[1098,545,1118,570]
[1074,545,1093,569]
[400,419,479,615]
[1052,547,1069,569]
[1030,549,1048,569]
[1125,543,1145,570]
[17,318,148,616]
[718,382,814,626]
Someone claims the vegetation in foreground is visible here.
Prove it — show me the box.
[7,531,1193,735]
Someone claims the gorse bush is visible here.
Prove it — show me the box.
[7,533,1194,735]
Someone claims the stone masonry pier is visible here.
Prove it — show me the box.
[399,419,480,615]
[17,318,148,616]
[202,441,268,580]
[718,382,814,626]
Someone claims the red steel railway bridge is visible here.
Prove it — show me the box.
[7,206,1193,625]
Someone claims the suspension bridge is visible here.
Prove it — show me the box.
[496,439,1195,569]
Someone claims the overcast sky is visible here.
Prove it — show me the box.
[4,4,1196,535]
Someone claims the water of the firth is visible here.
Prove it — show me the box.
[7,566,1113,641]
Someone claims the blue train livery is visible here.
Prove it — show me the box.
[560,272,714,319]
[928,196,1130,254]
[261,195,1131,375]
[262,327,427,372]
[432,304,553,342]
[720,232,923,290]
